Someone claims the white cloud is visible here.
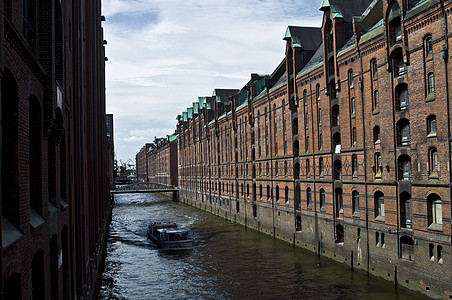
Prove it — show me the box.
[102,0,323,162]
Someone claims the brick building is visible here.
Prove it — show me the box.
[143,135,179,187]
[0,1,110,299]
[136,143,152,182]
[137,0,452,297]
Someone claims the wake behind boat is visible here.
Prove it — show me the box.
[147,221,194,249]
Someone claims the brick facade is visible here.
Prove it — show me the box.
[137,0,452,298]
[0,1,110,299]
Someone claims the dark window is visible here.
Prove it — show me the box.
[375,191,385,219]
[400,192,412,229]
[428,72,435,94]
[320,189,325,209]
[398,155,411,180]
[352,155,358,177]
[307,188,311,207]
[351,97,356,115]
[425,36,433,56]
[397,119,410,145]
[374,90,379,110]
[427,115,437,136]
[352,191,359,214]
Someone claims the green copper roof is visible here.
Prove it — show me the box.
[187,107,193,119]
[193,102,199,114]
[168,134,177,142]
[216,95,221,103]
[283,27,302,47]
[319,0,330,10]
[198,96,207,109]
[182,111,187,122]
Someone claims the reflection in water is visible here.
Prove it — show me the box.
[99,193,423,300]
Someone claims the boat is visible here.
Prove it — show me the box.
[147,221,194,249]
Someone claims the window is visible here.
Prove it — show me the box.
[333,159,341,180]
[305,112,309,129]
[400,192,412,229]
[429,147,439,177]
[306,159,310,177]
[303,90,307,105]
[352,155,358,177]
[376,232,380,246]
[425,36,433,57]
[315,84,320,100]
[352,191,359,214]
[319,158,324,177]
[437,245,443,263]
[318,108,322,125]
[375,153,382,178]
[372,60,378,80]
[428,194,442,228]
[307,188,312,208]
[400,236,414,261]
[398,155,411,180]
[319,134,323,150]
[396,84,408,110]
[335,188,343,216]
[352,127,357,146]
[320,189,325,209]
[276,185,280,202]
[332,105,340,126]
[429,243,435,261]
[351,97,356,115]
[427,115,437,136]
[373,126,381,144]
[259,185,262,199]
[267,185,270,200]
[373,90,379,111]
[375,192,385,219]
[397,119,410,146]
[275,162,278,175]
[284,161,288,175]
[348,70,354,88]
[285,186,289,204]
[428,72,435,94]
[394,51,406,77]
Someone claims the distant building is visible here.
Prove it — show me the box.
[106,114,115,188]
[136,143,153,182]
[0,1,110,299]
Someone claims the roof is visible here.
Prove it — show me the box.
[298,43,324,76]
[284,26,322,50]
[320,0,375,21]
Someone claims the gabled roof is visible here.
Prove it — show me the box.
[283,26,322,50]
[320,0,375,21]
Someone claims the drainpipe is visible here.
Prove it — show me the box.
[308,76,318,247]
[439,0,451,279]
[358,45,370,274]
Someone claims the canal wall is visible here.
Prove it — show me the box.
[179,189,450,299]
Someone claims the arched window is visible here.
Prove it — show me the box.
[332,105,340,126]
[319,158,324,177]
[352,127,357,146]
[335,224,344,243]
[373,126,381,144]
[427,72,435,94]
[319,133,323,150]
[307,187,312,207]
[427,115,437,136]
[335,188,343,217]
[428,194,442,228]
[276,185,280,202]
[303,89,307,105]
[267,185,270,200]
[374,191,385,219]
[394,50,406,77]
[400,192,412,228]
[318,108,322,125]
[371,60,378,80]
[295,185,301,209]
[352,155,358,177]
[397,119,410,145]
[285,186,289,204]
[348,69,354,89]
[398,155,411,180]
[375,152,382,178]
[259,185,263,199]
[388,2,402,46]
[395,84,408,110]
[429,147,439,178]
[352,191,359,214]
[320,188,325,209]
[316,83,320,100]
[425,36,433,57]
[293,117,298,134]
[351,97,356,115]
[373,90,379,111]
[275,161,278,175]
[306,159,310,177]
[294,162,300,179]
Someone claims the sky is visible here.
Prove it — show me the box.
[102,0,323,165]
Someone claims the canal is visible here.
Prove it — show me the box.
[98,193,426,299]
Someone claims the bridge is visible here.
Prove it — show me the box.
[111,183,179,200]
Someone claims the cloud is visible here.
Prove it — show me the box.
[102,0,323,162]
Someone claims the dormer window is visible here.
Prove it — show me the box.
[388,2,402,47]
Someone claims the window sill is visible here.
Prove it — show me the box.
[429,172,439,180]
[353,212,360,218]
[375,215,385,222]
[320,207,326,212]
[427,132,437,138]
[425,93,435,102]
[428,223,442,231]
